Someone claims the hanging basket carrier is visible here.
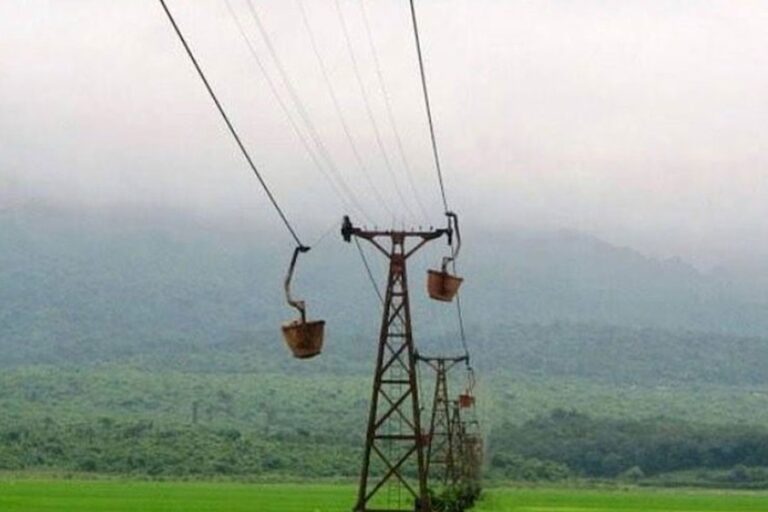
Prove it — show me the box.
[427,269,463,302]
[282,318,325,359]
[427,212,463,302]
[281,245,325,359]
[459,367,476,408]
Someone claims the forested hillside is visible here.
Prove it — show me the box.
[3,205,768,365]
[2,206,768,484]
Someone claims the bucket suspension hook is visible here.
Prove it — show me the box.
[441,211,462,272]
[281,245,325,360]
[459,365,477,409]
[284,245,311,323]
[427,212,464,302]
[466,365,476,394]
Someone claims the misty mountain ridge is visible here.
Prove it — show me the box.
[2,203,767,376]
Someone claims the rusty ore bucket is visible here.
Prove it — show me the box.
[281,319,325,359]
[427,269,463,302]
[459,393,475,408]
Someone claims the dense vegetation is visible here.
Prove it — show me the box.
[2,349,768,484]
[3,207,768,486]
[490,410,768,486]
[0,420,358,477]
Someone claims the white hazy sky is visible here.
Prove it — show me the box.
[1,0,767,266]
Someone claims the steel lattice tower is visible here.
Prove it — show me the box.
[343,216,452,512]
[417,355,466,488]
[448,399,465,485]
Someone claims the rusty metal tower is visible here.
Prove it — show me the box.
[456,401,483,488]
[461,431,483,486]
[343,216,451,512]
[448,398,465,485]
[417,354,467,488]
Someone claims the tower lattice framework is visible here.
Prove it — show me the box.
[418,355,466,488]
[343,217,451,512]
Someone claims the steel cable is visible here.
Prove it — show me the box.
[158,0,304,247]
[244,0,374,224]
[455,291,469,359]
[354,237,383,305]
[408,0,448,213]
[334,0,417,221]
[408,0,471,363]
[222,0,357,220]
[359,0,430,222]
[296,0,394,220]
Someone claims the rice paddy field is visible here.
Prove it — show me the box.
[2,480,768,512]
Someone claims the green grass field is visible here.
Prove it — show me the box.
[1,480,768,512]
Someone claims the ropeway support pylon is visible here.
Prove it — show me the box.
[416,354,467,488]
[342,216,452,512]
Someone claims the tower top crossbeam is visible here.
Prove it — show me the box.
[341,216,452,259]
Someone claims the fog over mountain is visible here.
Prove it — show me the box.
[2,1,768,270]
[3,205,767,367]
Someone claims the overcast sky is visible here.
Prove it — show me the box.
[2,1,767,267]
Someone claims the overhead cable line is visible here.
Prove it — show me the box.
[222,0,355,219]
[451,240,469,360]
[311,217,343,248]
[359,0,429,222]
[296,0,394,220]
[448,244,469,358]
[334,0,417,221]
[244,0,374,224]
[408,0,469,362]
[408,0,448,213]
[158,0,304,247]
[455,289,469,357]
[354,237,383,305]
